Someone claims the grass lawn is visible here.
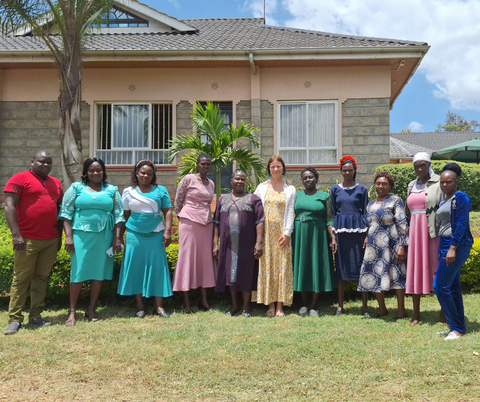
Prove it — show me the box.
[1,293,480,401]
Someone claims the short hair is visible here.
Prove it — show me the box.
[300,167,319,181]
[197,154,212,163]
[231,169,246,179]
[442,162,462,178]
[373,171,395,189]
[81,157,107,185]
[131,159,157,186]
[267,155,286,176]
[32,150,51,160]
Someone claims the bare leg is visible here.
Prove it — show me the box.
[276,301,285,317]
[266,302,275,317]
[135,294,144,312]
[242,292,251,314]
[229,286,239,313]
[337,280,345,312]
[66,282,83,326]
[375,292,388,316]
[361,291,368,314]
[395,289,406,318]
[411,294,421,324]
[86,280,102,321]
[300,292,308,308]
[199,287,210,309]
[154,297,164,313]
[310,293,319,311]
[182,291,191,311]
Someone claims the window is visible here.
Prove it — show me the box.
[278,101,338,165]
[95,103,172,165]
[98,7,148,28]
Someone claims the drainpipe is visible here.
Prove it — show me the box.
[249,52,256,74]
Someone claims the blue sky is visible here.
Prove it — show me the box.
[142,0,480,133]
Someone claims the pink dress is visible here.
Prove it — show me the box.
[173,174,217,291]
[405,191,439,294]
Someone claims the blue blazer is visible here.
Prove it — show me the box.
[440,191,473,248]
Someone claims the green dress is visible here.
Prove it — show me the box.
[292,190,335,293]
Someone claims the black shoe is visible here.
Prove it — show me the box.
[4,322,21,335]
[29,317,51,327]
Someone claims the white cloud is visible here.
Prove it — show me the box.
[245,0,480,112]
[408,121,424,132]
[243,0,279,26]
[167,0,180,9]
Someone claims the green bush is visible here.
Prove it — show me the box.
[375,160,480,209]
[461,238,480,292]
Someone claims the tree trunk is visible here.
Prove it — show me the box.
[216,170,222,199]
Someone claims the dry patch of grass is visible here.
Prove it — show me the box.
[1,294,480,401]
[470,211,480,238]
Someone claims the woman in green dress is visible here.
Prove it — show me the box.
[60,158,124,325]
[293,167,337,315]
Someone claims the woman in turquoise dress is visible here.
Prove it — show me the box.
[293,167,336,316]
[60,158,124,326]
[117,159,173,318]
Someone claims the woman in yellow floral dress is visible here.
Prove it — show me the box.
[252,155,296,317]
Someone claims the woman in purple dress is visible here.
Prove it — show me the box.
[173,154,216,313]
[213,170,265,317]
[330,156,369,316]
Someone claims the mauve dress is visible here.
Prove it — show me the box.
[214,193,265,293]
[405,191,439,294]
[173,174,216,291]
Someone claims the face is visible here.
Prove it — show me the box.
[231,173,246,194]
[375,176,391,198]
[87,162,104,184]
[269,160,284,178]
[197,157,212,175]
[31,153,52,179]
[341,162,355,181]
[440,171,458,196]
[301,171,317,190]
[413,160,431,180]
[136,165,154,186]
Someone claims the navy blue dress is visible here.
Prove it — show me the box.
[330,183,368,281]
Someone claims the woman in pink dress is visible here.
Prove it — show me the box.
[173,154,216,313]
[405,152,444,325]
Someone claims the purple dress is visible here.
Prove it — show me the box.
[214,193,265,293]
[330,183,368,281]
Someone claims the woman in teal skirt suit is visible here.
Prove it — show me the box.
[293,167,337,315]
[117,159,173,318]
[60,158,124,325]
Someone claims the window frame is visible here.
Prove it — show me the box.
[277,100,339,166]
[94,101,173,166]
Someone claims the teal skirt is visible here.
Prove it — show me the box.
[70,229,114,282]
[117,230,173,298]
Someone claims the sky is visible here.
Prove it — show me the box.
[141,0,480,133]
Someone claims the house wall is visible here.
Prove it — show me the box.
[0,65,392,197]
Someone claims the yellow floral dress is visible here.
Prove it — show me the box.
[252,192,294,306]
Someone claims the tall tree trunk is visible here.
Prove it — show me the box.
[216,170,222,199]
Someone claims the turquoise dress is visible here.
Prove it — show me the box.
[117,186,173,298]
[59,182,125,282]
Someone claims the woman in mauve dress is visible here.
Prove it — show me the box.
[330,156,369,316]
[173,154,216,313]
[405,152,444,326]
[213,169,265,318]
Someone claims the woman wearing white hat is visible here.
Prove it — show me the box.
[405,152,444,325]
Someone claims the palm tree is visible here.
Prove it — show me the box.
[0,0,115,187]
[168,102,266,198]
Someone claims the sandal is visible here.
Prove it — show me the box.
[409,319,422,326]
[85,310,100,322]
[275,310,285,317]
[65,310,76,326]
[266,309,275,317]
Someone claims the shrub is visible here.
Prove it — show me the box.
[166,244,179,272]
[461,238,480,292]
[374,160,480,209]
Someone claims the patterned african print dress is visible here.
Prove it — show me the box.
[358,195,409,293]
[252,192,294,306]
[214,193,265,293]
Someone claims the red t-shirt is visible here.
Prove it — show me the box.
[4,170,63,240]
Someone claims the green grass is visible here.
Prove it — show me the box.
[470,211,480,238]
[1,294,480,401]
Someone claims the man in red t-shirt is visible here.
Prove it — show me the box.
[4,150,63,335]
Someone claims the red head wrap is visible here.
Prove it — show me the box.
[339,155,357,170]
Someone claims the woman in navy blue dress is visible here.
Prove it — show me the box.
[330,156,369,316]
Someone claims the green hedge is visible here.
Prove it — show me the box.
[374,160,480,209]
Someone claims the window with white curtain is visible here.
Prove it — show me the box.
[95,103,172,165]
[278,101,338,165]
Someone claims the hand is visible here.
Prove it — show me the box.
[254,242,264,259]
[212,244,219,260]
[330,239,337,254]
[12,234,26,252]
[396,246,406,264]
[278,235,290,249]
[64,235,75,253]
[363,237,368,250]
[163,231,172,248]
[112,237,123,255]
[446,246,456,266]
